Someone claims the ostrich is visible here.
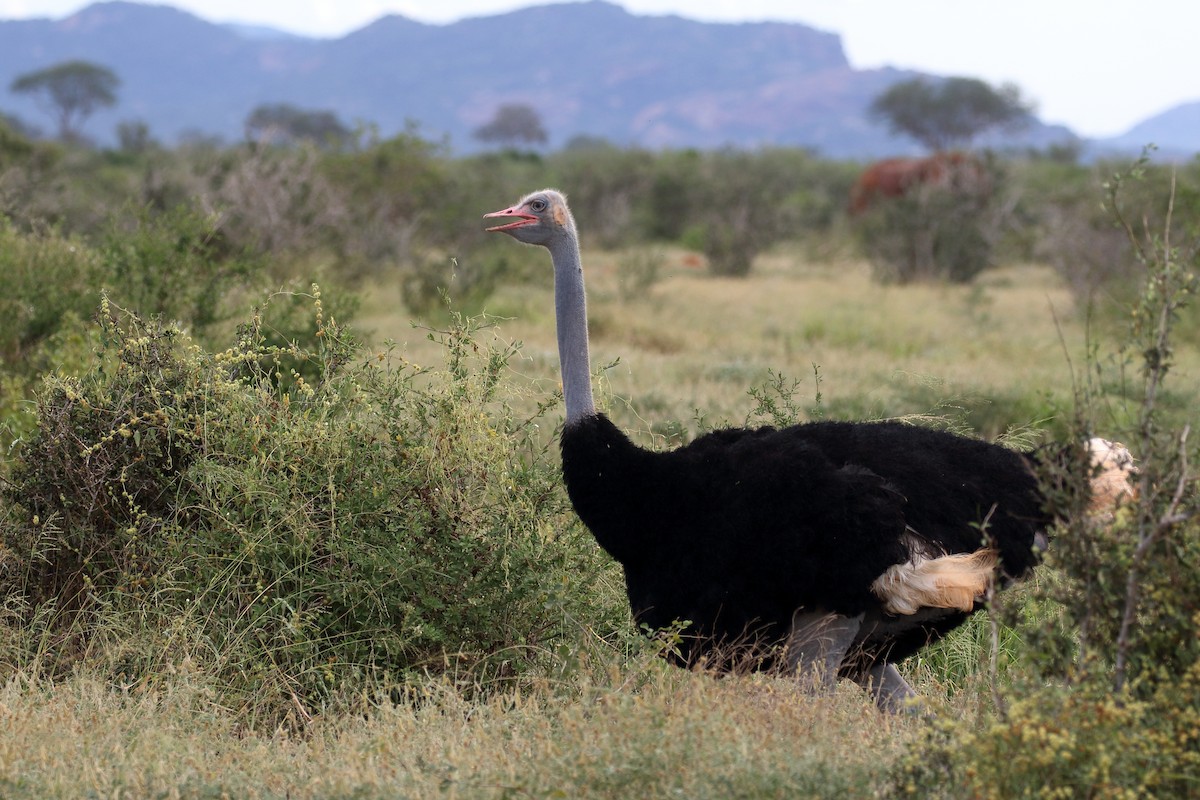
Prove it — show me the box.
[484,188,1134,712]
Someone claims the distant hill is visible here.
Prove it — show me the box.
[221,23,306,42]
[1097,100,1200,157]
[0,0,1083,156]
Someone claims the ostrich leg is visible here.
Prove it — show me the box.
[785,610,863,694]
[850,662,920,713]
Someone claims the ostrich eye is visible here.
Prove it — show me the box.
[530,199,547,212]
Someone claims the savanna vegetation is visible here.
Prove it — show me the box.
[0,108,1198,798]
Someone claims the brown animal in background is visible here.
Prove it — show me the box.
[849,151,989,214]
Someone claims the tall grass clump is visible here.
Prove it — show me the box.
[0,289,625,727]
[896,155,1200,798]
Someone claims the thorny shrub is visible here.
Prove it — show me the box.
[0,290,625,728]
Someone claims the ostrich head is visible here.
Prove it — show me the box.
[484,187,593,422]
[484,188,577,248]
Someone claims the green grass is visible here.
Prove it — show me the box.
[363,245,1200,442]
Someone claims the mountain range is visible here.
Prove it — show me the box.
[0,0,1193,158]
[1100,100,1200,156]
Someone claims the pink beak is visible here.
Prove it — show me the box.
[483,206,537,233]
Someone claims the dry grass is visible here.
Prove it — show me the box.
[0,661,917,799]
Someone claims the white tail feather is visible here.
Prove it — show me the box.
[871,548,999,615]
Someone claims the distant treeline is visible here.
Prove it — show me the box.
[1,118,1197,314]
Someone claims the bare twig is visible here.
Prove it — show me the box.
[1108,164,1192,697]
[1114,423,1191,694]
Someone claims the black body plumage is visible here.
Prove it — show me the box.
[561,413,1049,669]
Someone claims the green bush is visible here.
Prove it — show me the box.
[0,220,103,363]
[320,130,454,275]
[0,205,261,364]
[100,203,263,335]
[549,144,656,249]
[0,121,63,226]
[1006,153,1200,311]
[857,157,1001,284]
[400,252,509,318]
[898,678,1200,799]
[0,222,105,458]
[0,207,274,462]
[0,293,625,726]
[894,155,1200,799]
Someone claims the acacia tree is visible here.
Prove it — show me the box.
[10,60,119,142]
[472,103,548,149]
[869,76,1032,152]
[244,103,353,150]
[860,76,1025,283]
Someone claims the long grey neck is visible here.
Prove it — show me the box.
[548,233,596,424]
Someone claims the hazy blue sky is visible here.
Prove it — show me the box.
[1,0,1196,138]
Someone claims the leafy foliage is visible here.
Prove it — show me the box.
[99,203,263,334]
[0,206,277,460]
[1,295,625,726]
[0,220,103,362]
[318,129,451,278]
[898,681,1200,799]
[648,148,855,276]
